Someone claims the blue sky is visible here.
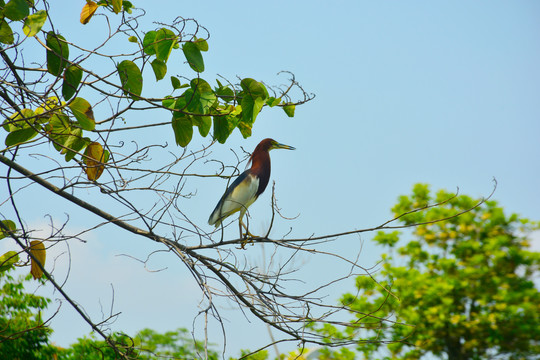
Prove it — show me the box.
[1,1,539,358]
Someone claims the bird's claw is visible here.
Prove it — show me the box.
[239,232,255,249]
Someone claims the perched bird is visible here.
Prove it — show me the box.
[208,138,295,240]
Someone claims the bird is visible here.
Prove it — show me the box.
[208,138,295,243]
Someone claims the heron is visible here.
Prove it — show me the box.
[208,138,295,244]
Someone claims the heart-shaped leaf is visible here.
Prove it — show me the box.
[0,251,19,272]
[182,42,204,73]
[46,32,69,76]
[62,65,83,100]
[23,10,47,37]
[171,115,193,147]
[117,60,143,99]
[151,59,167,81]
[0,220,16,240]
[154,28,176,62]
[0,20,14,45]
[69,97,95,130]
[4,0,29,21]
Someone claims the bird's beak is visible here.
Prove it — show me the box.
[273,142,295,150]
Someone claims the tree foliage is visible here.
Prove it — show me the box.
[0,268,55,360]
[57,328,219,360]
[317,184,540,360]
[0,267,222,359]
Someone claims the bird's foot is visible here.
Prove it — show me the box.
[239,232,256,249]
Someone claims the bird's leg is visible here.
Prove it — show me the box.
[241,220,255,237]
[238,219,243,240]
[239,214,255,249]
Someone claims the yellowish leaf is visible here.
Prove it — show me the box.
[30,240,46,279]
[112,0,122,14]
[84,142,105,181]
[80,1,98,25]
[450,314,461,324]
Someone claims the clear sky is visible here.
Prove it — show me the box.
[1,1,539,358]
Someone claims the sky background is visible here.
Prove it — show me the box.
[1,0,540,358]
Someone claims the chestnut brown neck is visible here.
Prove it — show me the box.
[249,141,273,196]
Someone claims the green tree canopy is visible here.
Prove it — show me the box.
[317,184,540,360]
[58,328,219,360]
[0,267,221,359]
[0,268,55,360]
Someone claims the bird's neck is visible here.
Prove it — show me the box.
[250,151,271,196]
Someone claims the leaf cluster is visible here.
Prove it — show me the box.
[1,0,310,185]
[318,184,540,360]
[0,268,53,360]
[0,0,318,356]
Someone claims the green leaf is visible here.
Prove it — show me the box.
[170,76,181,90]
[3,0,29,21]
[46,32,69,76]
[283,103,295,117]
[61,127,83,156]
[212,118,226,144]
[48,113,88,159]
[62,65,83,100]
[23,10,47,37]
[186,78,216,114]
[182,42,204,73]
[128,35,138,43]
[102,149,110,163]
[237,91,265,138]
[192,115,211,137]
[5,127,38,146]
[0,251,19,272]
[162,96,175,109]
[150,59,167,81]
[117,60,143,99]
[240,95,264,134]
[0,19,14,44]
[171,115,193,147]
[122,0,133,13]
[142,31,157,55]
[190,78,213,95]
[237,121,252,138]
[0,220,16,240]
[194,38,208,51]
[3,108,34,132]
[48,113,71,152]
[216,85,234,102]
[237,79,268,133]
[64,133,88,162]
[69,97,95,130]
[213,116,230,144]
[266,97,281,107]
[154,28,176,62]
[240,78,268,100]
[173,96,187,112]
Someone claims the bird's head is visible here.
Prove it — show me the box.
[247,138,295,169]
[260,138,296,152]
